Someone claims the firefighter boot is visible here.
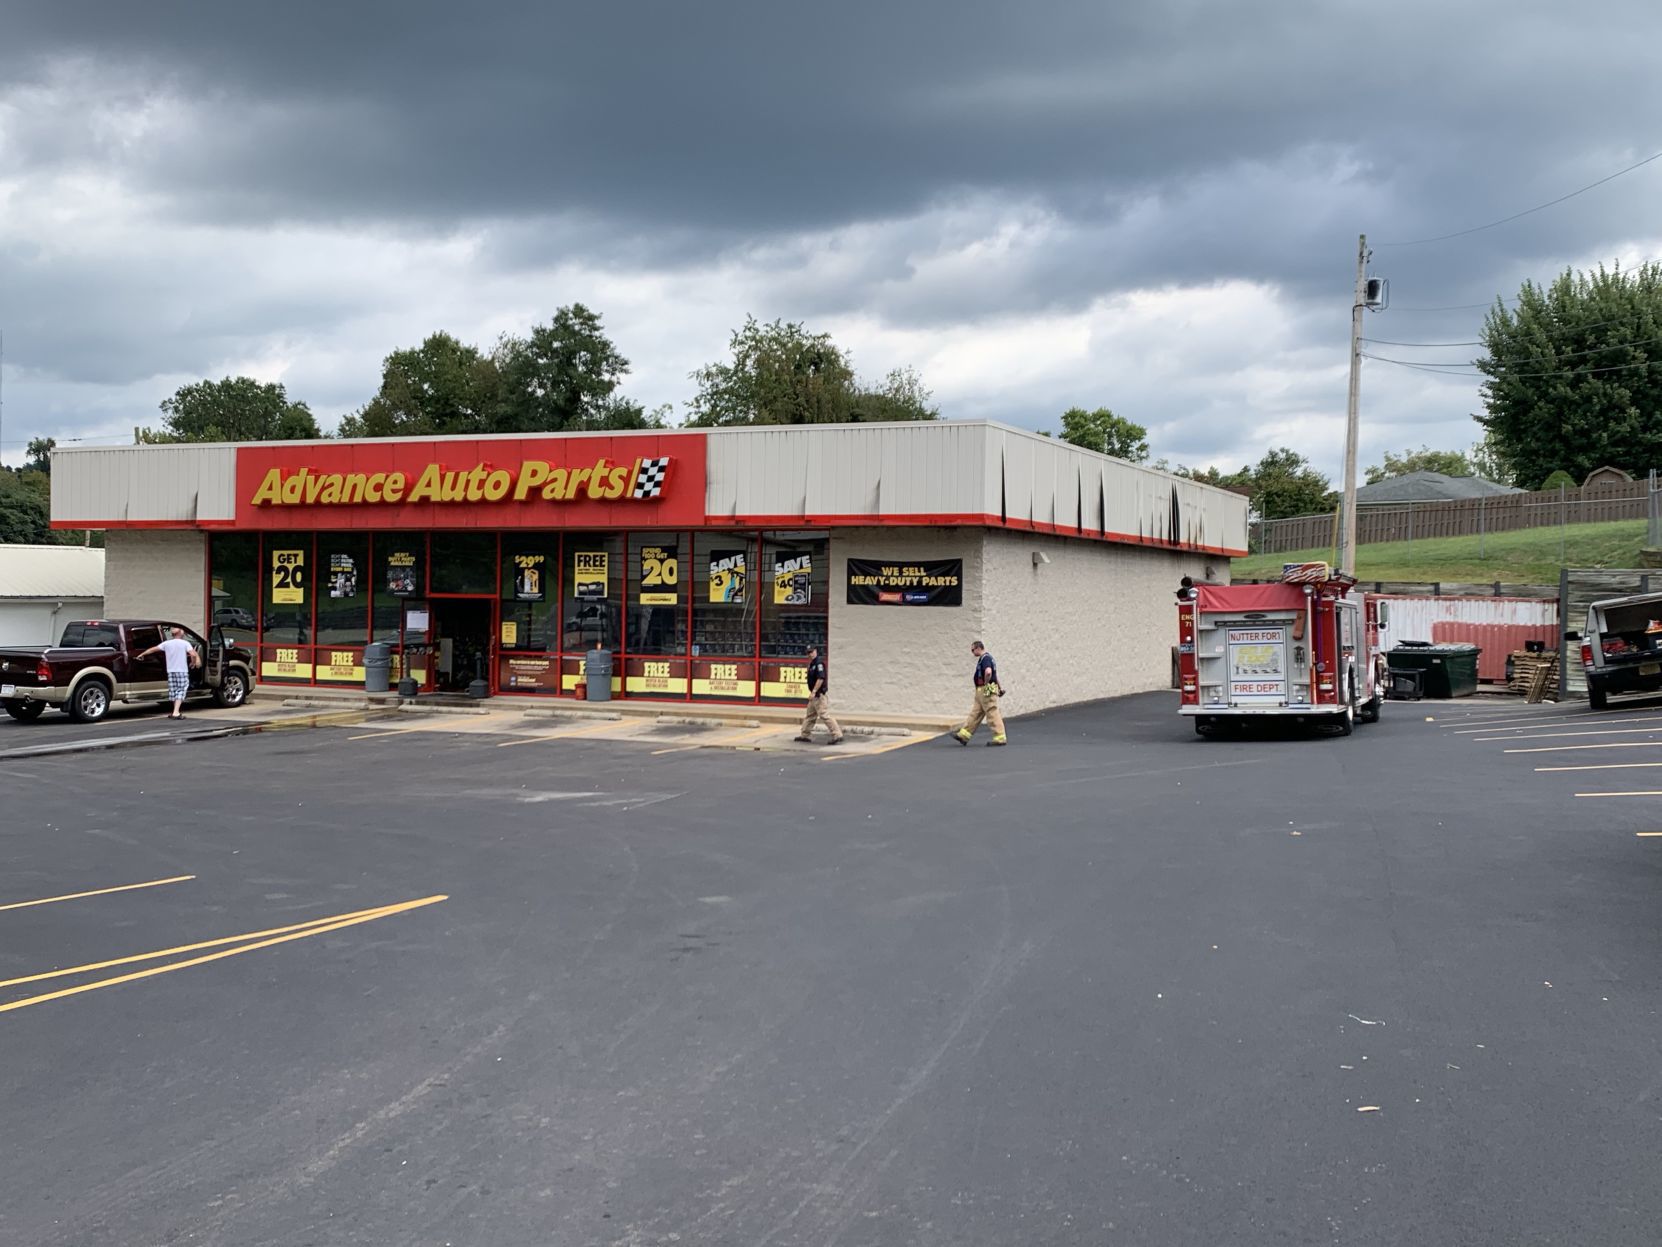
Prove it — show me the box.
[954,729,971,745]
[987,734,1008,746]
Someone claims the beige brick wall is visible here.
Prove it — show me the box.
[829,527,985,716]
[978,531,1224,714]
[104,530,207,634]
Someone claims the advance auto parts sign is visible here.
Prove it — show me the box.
[234,434,706,530]
[846,559,963,607]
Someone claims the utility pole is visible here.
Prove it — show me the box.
[1337,234,1369,575]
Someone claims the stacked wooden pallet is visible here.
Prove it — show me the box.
[1507,650,1560,702]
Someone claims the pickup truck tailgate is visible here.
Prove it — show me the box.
[0,648,51,696]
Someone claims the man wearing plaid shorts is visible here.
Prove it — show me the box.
[140,626,201,720]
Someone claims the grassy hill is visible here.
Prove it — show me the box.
[1232,519,1649,584]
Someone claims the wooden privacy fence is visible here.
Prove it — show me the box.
[1252,475,1661,554]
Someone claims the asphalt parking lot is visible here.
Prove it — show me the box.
[5,690,1662,1245]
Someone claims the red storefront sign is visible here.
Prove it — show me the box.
[234,434,707,530]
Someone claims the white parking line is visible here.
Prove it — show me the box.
[1453,714,1662,734]
[1475,727,1662,743]
[1506,742,1662,754]
[1535,761,1662,772]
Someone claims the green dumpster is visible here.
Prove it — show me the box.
[1387,641,1482,699]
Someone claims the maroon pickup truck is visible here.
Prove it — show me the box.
[0,620,256,723]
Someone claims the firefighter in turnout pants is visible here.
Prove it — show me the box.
[955,640,1007,746]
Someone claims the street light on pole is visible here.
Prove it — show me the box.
[1337,235,1384,576]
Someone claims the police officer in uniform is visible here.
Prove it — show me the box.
[795,644,844,745]
[954,639,1007,746]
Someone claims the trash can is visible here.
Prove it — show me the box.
[584,647,613,702]
[364,642,392,693]
[1387,641,1481,699]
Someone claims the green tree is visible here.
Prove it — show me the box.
[849,366,939,422]
[1476,262,1662,489]
[24,437,56,474]
[1058,407,1150,462]
[338,333,501,438]
[1541,468,1577,490]
[686,317,936,427]
[1467,436,1512,486]
[493,304,659,433]
[1241,447,1336,520]
[148,377,321,443]
[687,317,857,426]
[0,468,53,543]
[1364,445,1475,484]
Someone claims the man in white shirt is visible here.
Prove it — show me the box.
[140,626,201,720]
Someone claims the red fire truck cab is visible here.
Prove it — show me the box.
[1176,564,1387,737]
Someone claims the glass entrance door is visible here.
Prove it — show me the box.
[431,598,496,693]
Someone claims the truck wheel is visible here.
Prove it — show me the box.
[3,699,45,722]
[213,669,250,708]
[1336,703,1355,736]
[1588,681,1608,711]
[69,679,112,723]
[1195,716,1217,737]
[1358,697,1381,724]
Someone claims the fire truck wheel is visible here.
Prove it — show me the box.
[1195,716,1217,737]
[1336,702,1355,736]
[1358,697,1380,724]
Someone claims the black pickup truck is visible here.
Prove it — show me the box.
[0,620,256,723]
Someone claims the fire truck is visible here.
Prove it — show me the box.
[1176,563,1388,737]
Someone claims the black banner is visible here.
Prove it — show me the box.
[846,559,963,606]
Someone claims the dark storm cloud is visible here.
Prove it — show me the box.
[3,0,1660,469]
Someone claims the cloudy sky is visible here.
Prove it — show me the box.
[2,1,1658,478]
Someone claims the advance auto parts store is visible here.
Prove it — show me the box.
[50,423,1248,717]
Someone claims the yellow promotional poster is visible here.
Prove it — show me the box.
[761,664,810,699]
[260,647,313,681]
[773,553,811,605]
[574,552,608,600]
[318,649,365,683]
[639,543,679,605]
[625,659,688,695]
[271,549,306,604]
[500,620,519,646]
[709,550,746,603]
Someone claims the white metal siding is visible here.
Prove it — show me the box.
[52,445,237,524]
[49,422,1250,554]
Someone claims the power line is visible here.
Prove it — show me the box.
[1376,149,1662,247]
[1363,336,1483,348]
[1362,351,1662,380]
[1389,301,1503,312]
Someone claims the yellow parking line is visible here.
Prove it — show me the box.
[0,895,446,1016]
[650,743,705,755]
[0,899,415,990]
[823,735,925,761]
[497,720,628,746]
[0,874,195,915]
[1637,832,1662,837]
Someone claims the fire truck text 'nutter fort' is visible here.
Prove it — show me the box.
[248,456,671,508]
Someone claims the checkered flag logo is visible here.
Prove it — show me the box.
[632,457,670,498]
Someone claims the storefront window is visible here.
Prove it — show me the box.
[690,533,757,701]
[626,532,687,656]
[374,533,426,641]
[431,531,497,595]
[692,533,756,657]
[208,534,260,646]
[500,534,559,653]
[561,535,622,653]
[760,534,829,658]
[316,534,369,646]
[262,533,313,645]
[759,533,828,703]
